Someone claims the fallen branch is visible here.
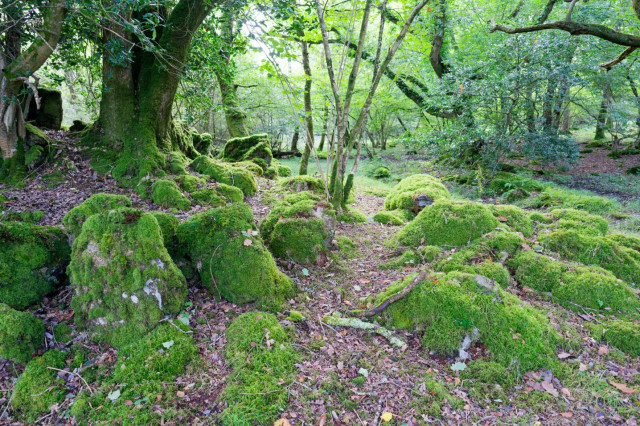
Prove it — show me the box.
[322,315,406,348]
[357,270,429,318]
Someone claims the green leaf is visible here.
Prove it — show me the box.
[162,340,174,349]
[302,268,310,276]
[450,362,467,371]
[107,389,121,401]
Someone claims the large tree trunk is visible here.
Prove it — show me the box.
[299,39,315,175]
[594,89,609,140]
[94,0,213,185]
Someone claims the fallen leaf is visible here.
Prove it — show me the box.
[598,346,609,355]
[497,216,508,222]
[162,340,174,349]
[107,390,121,401]
[243,238,252,246]
[560,412,573,418]
[557,352,572,359]
[381,412,393,422]
[124,400,133,406]
[176,391,185,398]
[609,380,637,394]
[273,419,292,426]
[541,381,558,397]
[450,362,466,372]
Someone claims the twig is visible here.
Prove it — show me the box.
[356,270,429,317]
[46,367,93,395]
[159,318,193,334]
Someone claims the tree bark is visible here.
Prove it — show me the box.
[299,39,315,175]
[594,90,608,140]
[290,127,299,152]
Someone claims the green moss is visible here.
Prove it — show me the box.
[177,204,294,309]
[540,230,640,284]
[53,323,73,343]
[217,183,243,202]
[234,160,264,176]
[175,173,205,192]
[379,245,442,270]
[0,221,70,309]
[11,350,68,421]
[490,204,533,237]
[606,233,640,251]
[68,208,187,347]
[509,251,568,292]
[220,133,273,167]
[384,174,451,213]
[62,193,132,239]
[373,210,406,226]
[374,272,559,372]
[371,166,391,179]
[0,304,44,363]
[264,161,292,179]
[529,211,553,224]
[396,200,499,247]
[589,320,640,357]
[460,360,513,401]
[148,212,179,255]
[0,210,45,223]
[434,244,512,287]
[220,312,299,425]
[279,175,325,194]
[71,323,198,424]
[488,173,546,196]
[548,208,609,236]
[167,151,188,174]
[522,187,619,216]
[337,207,367,223]
[152,179,191,210]
[190,155,257,196]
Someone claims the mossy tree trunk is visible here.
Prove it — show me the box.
[594,89,609,141]
[299,39,315,175]
[0,0,66,178]
[94,0,213,185]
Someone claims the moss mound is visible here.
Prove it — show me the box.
[373,209,406,226]
[589,320,640,357]
[279,175,325,194]
[490,204,533,237]
[151,179,191,210]
[0,221,70,309]
[190,155,258,196]
[220,133,273,167]
[260,192,336,264]
[220,312,299,425]
[522,187,619,216]
[68,208,187,347]
[11,350,68,421]
[510,251,568,292]
[380,246,442,269]
[0,304,44,363]
[540,230,640,284]
[374,272,559,371]
[396,200,499,247]
[264,161,292,179]
[557,266,639,312]
[177,203,294,309]
[1,210,45,223]
[337,207,367,223]
[547,208,609,236]
[62,193,132,238]
[384,174,450,213]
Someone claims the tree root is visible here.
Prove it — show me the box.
[356,270,429,318]
[322,315,406,348]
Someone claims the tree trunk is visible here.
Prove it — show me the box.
[542,78,558,133]
[290,128,299,152]
[594,90,608,140]
[299,39,315,175]
[561,106,571,134]
[627,74,640,145]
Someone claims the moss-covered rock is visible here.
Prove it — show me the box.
[279,175,325,194]
[510,251,568,292]
[371,166,391,179]
[547,208,609,236]
[373,209,407,226]
[0,210,45,223]
[11,350,68,421]
[264,161,293,179]
[540,230,640,284]
[522,187,619,216]
[220,312,299,425]
[220,133,273,167]
[384,174,451,213]
[374,272,559,371]
[589,320,640,357]
[149,212,179,256]
[68,208,187,347]
[151,179,191,210]
[177,204,294,309]
[62,193,132,239]
[337,207,367,223]
[490,204,533,237]
[0,304,44,363]
[190,155,257,196]
[488,173,546,196]
[260,192,336,264]
[0,221,70,309]
[607,233,640,252]
[396,200,499,247]
[380,246,442,270]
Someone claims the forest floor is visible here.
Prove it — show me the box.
[1,134,640,425]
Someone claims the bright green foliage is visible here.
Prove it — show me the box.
[0,221,70,309]
[71,323,198,424]
[371,166,391,179]
[557,266,639,312]
[384,174,451,212]
[220,312,299,425]
[337,207,367,223]
[11,350,68,421]
[606,233,640,251]
[68,208,187,347]
[0,210,45,223]
[260,192,335,264]
[373,209,406,225]
[279,175,325,194]
[374,272,559,371]
[490,204,533,237]
[62,193,132,238]
[190,155,257,196]
[380,246,442,269]
[510,251,568,292]
[529,211,553,224]
[540,230,640,284]
[177,204,294,309]
[522,187,619,216]
[396,200,499,247]
[589,320,640,357]
[547,208,609,236]
[220,133,273,167]
[0,304,44,363]
[488,173,545,196]
[151,179,191,210]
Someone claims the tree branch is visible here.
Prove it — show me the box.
[601,46,638,69]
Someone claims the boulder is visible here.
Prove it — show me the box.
[220,133,273,167]
[0,304,44,363]
[25,87,63,130]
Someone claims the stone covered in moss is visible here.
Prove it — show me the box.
[510,251,568,292]
[337,207,367,223]
[488,173,546,196]
[374,272,559,371]
[260,192,336,264]
[68,208,187,347]
[0,222,70,309]
[522,187,619,216]
[62,193,132,239]
[373,209,407,226]
[151,179,191,210]
[279,175,325,194]
[190,155,257,196]
[0,210,45,223]
[589,320,640,357]
[11,350,68,421]
[540,230,640,284]
[220,312,299,425]
[177,204,294,309]
[265,161,292,179]
[149,212,179,255]
[547,208,609,236]
[607,233,640,251]
[490,204,533,237]
[396,200,499,247]
[220,133,273,167]
[384,174,451,213]
[0,304,44,363]
[380,246,442,269]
